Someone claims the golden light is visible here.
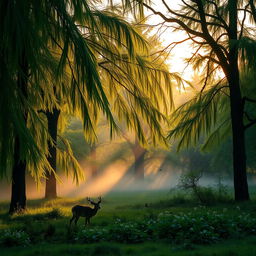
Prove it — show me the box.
[63,160,129,197]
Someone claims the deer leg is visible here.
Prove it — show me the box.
[70,215,75,226]
[74,216,79,225]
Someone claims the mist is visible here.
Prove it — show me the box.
[1,119,255,201]
[0,160,241,201]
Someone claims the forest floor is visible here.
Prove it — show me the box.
[0,189,256,256]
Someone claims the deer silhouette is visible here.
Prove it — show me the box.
[70,197,101,226]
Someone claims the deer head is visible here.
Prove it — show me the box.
[87,197,101,210]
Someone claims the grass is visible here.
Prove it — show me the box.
[1,189,256,255]
[1,237,256,256]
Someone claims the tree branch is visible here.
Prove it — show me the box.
[244,111,254,122]
[142,2,205,38]
[206,0,229,32]
[244,96,256,104]
[249,0,256,24]
[244,119,256,130]
[239,3,250,40]
[194,0,229,74]
[198,54,221,65]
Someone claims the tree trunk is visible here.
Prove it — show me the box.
[229,80,249,200]
[45,108,60,199]
[90,143,98,177]
[9,137,27,214]
[9,51,28,214]
[133,139,146,180]
[228,0,249,201]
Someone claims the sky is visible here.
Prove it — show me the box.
[142,0,195,80]
[103,0,195,80]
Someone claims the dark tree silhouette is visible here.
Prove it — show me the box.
[9,52,28,214]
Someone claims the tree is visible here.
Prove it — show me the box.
[121,0,256,201]
[0,0,147,213]
[42,9,178,198]
[1,1,175,211]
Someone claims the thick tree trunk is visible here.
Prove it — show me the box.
[229,78,249,201]
[45,108,60,199]
[9,51,28,214]
[9,137,26,214]
[228,0,249,201]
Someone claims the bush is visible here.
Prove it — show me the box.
[191,187,217,204]
[0,230,30,247]
[178,171,232,204]
[155,210,256,245]
[75,228,108,243]
[72,208,256,246]
[109,221,148,243]
[74,220,149,244]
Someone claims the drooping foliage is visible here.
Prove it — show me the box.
[0,0,177,186]
[46,8,176,185]
[168,81,230,151]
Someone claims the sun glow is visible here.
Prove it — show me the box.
[63,160,129,197]
[146,0,195,81]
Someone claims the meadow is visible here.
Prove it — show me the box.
[1,189,256,256]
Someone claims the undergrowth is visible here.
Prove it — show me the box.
[0,190,256,253]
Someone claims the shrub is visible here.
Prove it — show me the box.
[0,230,30,247]
[178,171,232,204]
[69,207,256,246]
[109,221,148,243]
[74,220,149,244]
[191,187,217,204]
[75,228,108,243]
[155,210,256,245]
[136,218,156,238]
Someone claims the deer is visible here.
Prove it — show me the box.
[69,197,102,227]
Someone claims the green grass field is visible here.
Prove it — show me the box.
[1,190,256,256]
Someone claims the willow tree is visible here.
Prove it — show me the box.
[96,23,183,180]
[0,0,138,213]
[43,8,176,198]
[121,0,256,201]
[0,0,175,212]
